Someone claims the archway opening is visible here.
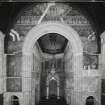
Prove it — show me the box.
[22,22,83,105]
[11,96,19,105]
[49,80,58,97]
[85,96,95,105]
[33,33,68,105]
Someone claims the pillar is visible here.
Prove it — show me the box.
[100,32,105,105]
[73,53,83,105]
[22,54,33,105]
[64,45,83,105]
[0,31,5,94]
[57,83,60,99]
[46,85,49,99]
[100,32,105,79]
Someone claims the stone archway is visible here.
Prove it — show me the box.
[22,22,83,105]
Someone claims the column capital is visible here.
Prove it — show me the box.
[22,52,33,56]
[0,31,5,39]
[101,31,105,45]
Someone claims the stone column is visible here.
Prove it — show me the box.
[46,86,49,99]
[2,54,7,93]
[100,32,105,105]
[22,54,33,105]
[100,32,105,79]
[0,31,5,94]
[74,53,83,76]
[64,43,73,104]
[73,53,83,105]
[57,84,60,99]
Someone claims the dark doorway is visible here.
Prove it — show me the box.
[38,33,67,105]
[0,94,3,105]
[49,80,57,96]
[85,96,95,105]
[11,96,19,105]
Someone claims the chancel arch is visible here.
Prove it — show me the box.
[3,2,101,105]
[22,22,83,105]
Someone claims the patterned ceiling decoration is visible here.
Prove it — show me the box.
[38,33,68,54]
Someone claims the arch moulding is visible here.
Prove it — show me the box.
[22,22,83,105]
[23,22,83,55]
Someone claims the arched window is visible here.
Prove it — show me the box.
[85,96,95,105]
[11,96,19,105]
[46,62,60,99]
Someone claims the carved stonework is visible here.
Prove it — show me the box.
[7,2,97,54]
[3,2,100,105]
[0,31,4,53]
[101,31,105,45]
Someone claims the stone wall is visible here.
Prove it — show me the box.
[4,2,101,105]
[100,31,105,105]
[6,3,99,76]
[64,42,73,105]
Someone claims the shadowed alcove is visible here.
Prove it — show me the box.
[33,33,68,105]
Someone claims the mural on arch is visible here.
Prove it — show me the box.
[6,3,99,92]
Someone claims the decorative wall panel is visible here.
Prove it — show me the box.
[7,3,98,54]
[7,78,22,92]
[7,53,22,77]
[83,53,98,69]
[6,53,22,92]
[5,3,99,72]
